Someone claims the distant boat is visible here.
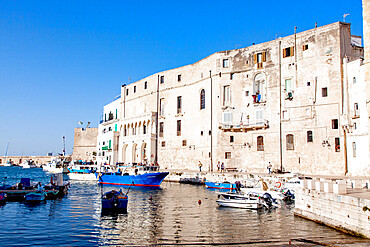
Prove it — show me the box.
[24,191,46,203]
[101,190,128,213]
[98,165,168,187]
[43,158,69,174]
[21,160,37,169]
[67,161,99,181]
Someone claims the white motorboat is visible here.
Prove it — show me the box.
[67,161,98,181]
[21,160,37,169]
[43,158,69,174]
[216,192,272,209]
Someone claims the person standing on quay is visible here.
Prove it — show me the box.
[221,162,225,173]
[267,162,272,174]
[217,161,220,172]
[198,161,202,172]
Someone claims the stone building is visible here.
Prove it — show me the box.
[72,127,98,161]
[96,22,369,176]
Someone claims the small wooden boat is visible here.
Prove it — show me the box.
[0,192,6,203]
[101,190,128,213]
[25,191,46,203]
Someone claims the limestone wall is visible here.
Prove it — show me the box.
[72,127,98,161]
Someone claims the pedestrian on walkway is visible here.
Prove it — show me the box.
[267,162,272,174]
[221,162,225,173]
[198,161,202,172]
[217,161,220,172]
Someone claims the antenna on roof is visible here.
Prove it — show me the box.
[343,13,350,22]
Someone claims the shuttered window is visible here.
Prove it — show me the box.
[257,136,264,151]
[286,134,294,150]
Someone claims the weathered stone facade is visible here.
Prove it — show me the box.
[97,22,368,176]
[72,127,98,161]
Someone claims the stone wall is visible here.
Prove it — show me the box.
[72,128,98,161]
[0,156,58,165]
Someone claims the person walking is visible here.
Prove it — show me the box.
[267,162,272,174]
[217,161,220,172]
[221,162,225,173]
[198,161,202,172]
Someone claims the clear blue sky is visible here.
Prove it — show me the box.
[0,0,364,156]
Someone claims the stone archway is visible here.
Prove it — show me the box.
[121,144,128,164]
[132,143,138,164]
[141,142,147,163]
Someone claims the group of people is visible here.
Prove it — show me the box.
[197,161,225,172]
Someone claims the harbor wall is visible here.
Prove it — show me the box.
[0,156,59,165]
[294,183,370,238]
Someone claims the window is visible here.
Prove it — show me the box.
[322,87,328,97]
[307,131,313,142]
[307,81,311,86]
[283,47,294,58]
[225,152,231,159]
[223,85,231,105]
[353,77,356,84]
[132,126,136,135]
[256,110,264,124]
[177,120,181,136]
[134,86,136,93]
[352,142,356,157]
[282,110,288,120]
[160,75,164,84]
[161,141,166,147]
[144,81,147,89]
[160,98,164,116]
[223,112,233,123]
[335,138,340,152]
[200,89,205,110]
[159,122,164,137]
[253,52,266,69]
[230,73,234,80]
[124,127,127,136]
[354,122,357,129]
[302,44,309,51]
[230,136,234,143]
[178,74,181,82]
[257,136,264,151]
[253,73,266,102]
[143,124,147,134]
[200,131,203,136]
[182,140,187,146]
[332,119,338,129]
[286,134,294,150]
[209,130,211,135]
[126,88,129,96]
[223,59,229,68]
[285,78,293,93]
[108,127,112,131]
[354,103,359,116]
[177,96,182,114]
[245,91,249,96]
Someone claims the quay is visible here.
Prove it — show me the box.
[163,169,370,238]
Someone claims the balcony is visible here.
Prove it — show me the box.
[219,120,269,132]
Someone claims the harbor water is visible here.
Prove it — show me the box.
[0,166,368,246]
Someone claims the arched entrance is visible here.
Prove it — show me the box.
[121,144,128,164]
[141,142,147,163]
[132,143,138,164]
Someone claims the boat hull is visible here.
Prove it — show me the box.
[216,198,262,209]
[205,181,236,190]
[25,192,45,203]
[68,172,98,181]
[98,172,169,187]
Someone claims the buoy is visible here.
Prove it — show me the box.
[149,196,153,200]
[198,200,202,205]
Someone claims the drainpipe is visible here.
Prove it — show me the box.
[279,40,283,172]
[155,75,160,165]
[210,70,213,172]
[123,84,126,118]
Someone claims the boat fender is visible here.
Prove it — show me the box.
[275,181,282,189]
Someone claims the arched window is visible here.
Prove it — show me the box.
[257,136,264,151]
[307,131,313,142]
[253,73,266,103]
[286,134,294,150]
[200,89,205,109]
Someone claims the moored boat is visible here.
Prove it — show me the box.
[67,161,99,181]
[101,190,128,213]
[98,164,169,187]
[205,181,237,190]
[216,191,277,209]
[0,192,6,203]
[25,191,46,203]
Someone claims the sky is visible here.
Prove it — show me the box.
[0,0,364,156]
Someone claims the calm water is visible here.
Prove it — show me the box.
[0,167,368,246]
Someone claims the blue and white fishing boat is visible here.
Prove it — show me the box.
[24,191,46,203]
[68,161,99,181]
[205,181,238,190]
[98,165,169,187]
[101,189,128,212]
[0,192,6,203]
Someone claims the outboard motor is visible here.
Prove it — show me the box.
[262,193,276,209]
[282,189,295,201]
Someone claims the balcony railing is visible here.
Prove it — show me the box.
[219,120,269,132]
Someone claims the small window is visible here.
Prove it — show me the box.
[352,142,356,157]
[126,88,129,96]
[322,87,328,97]
[283,47,294,58]
[200,131,203,136]
[353,77,356,84]
[354,122,357,129]
[223,85,231,106]
[182,140,187,146]
[246,91,249,96]
[209,130,211,136]
[354,103,359,116]
[286,134,294,150]
[108,127,112,131]
[143,124,147,134]
[103,141,105,145]
[160,75,164,84]
[144,81,147,89]
[160,98,165,116]
[302,44,309,51]
[225,152,232,159]
[332,119,338,129]
[230,73,234,80]
[200,89,205,110]
[307,131,313,142]
[177,120,181,136]
[177,96,182,114]
[335,138,340,152]
[223,59,229,68]
[161,141,166,147]
[307,81,311,86]
[257,136,264,151]
[230,136,234,143]
[134,86,136,93]
[178,74,181,82]
[159,122,164,137]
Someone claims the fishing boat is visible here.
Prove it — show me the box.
[67,161,99,181]
[24,191,46,203]
[21,160,37,169]
[216,191,276,209]
[98,164,169,187]
[0,192,6,203]
[43,158,69,174]
[101,189,128,213]
[205,181,238,190]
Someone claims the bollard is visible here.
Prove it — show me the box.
[333,183,347,195]
[307,180,316,190]
[353,180,362,189]
[315,181,324,192]
[324,182,333,193]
